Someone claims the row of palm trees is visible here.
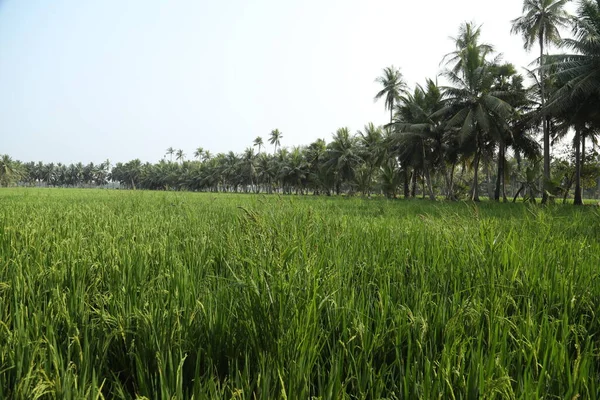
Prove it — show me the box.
[0,159,112,188]
[162,130,284,165]
[371,0,600,204]
[2,0,599,203]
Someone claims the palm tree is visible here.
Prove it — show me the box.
[176,149,185,164]
[357,123,384,196]
[374,66,407,125]
[442,22,495,76]
[194,147,205,160]
[326,128,362,195]
[511,0,572,203]
[488,63,541,201]
[394,79,449,200]
[546,0,600,116]
[280,146,309,194]
[0,155,19,187]
[542,0,600,204]
[242,147,257,191]
[166,147,175,162]
[305,139,331,195]
[436,32,514,201]
[269,129,283,154]
[253,136,264,153]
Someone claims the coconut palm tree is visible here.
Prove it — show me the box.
[542,0,600,204]
[253,136,264,153]
[269,129,283,154]
[194,147,205,161]
[511,0,572,203]
[374,66,407,125]
[436,35,514,201]
[488,63,541,201]
[0,155,19,187]
[394,79,449,200]
[305,139,331,195]
[176,149,185,164]
[325,128,362,195]
[357,123,384,196]
[442,22,495,76]
[242,147,257,191]
[166,147,175,162]
[546,0,600,117]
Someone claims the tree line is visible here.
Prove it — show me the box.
[2,0,600,204]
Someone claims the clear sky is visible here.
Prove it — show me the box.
[0,0,576,164]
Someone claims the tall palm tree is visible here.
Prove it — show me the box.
[0,155,19,187]
[511,0,572,203]
[546,0,600,115]
[176,149,185,164]
[357,123,384,196]
[436,36,514,201]
[305,139,331,195]
[543,0,600,204]
[394,79,449,200]
[326,128,361,195]
[488,63,541,201]
[165,147,175,162]
[242,147,257,191]
[194,147,205,160]
[269,129,283,154]
[374,66,407,125]
[253,136,264,153]
[442,22,495,76]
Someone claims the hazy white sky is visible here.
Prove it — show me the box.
[0,0,576,164]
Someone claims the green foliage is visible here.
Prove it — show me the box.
[0,155,22,187]
[1,189,600,398]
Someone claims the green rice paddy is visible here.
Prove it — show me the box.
[1,189,599,399]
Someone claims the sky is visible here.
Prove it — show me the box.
[0,0,577,164]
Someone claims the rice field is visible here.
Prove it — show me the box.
[1,188,600,399]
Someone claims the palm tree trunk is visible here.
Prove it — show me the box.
[563,172,574,204]
[494,143,504,201]
[513,184,524,203]
[441,162,452,200]
[486,162,493,199]
[574,127,583,205]
[581,135,586,200]
[539,35,551,204]
[403,168,410,198]
[424,167,435,200]
[471,152,480,202]
[410,170,417,198]
[448,162,456,200]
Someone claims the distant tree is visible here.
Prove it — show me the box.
[511,0,572,203]
[374,66,407,125]
[253,136,264,153]
[436,24,514,201]
[442,22,494,76]
[0,155,19,187]
[194,147,205,161]
[325,128,361,195]
[166,147,175,162]
[176,149,185,164]
[269,129,283,154]
[357,123,384,196]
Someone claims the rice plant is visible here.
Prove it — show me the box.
[1,188,599,399]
